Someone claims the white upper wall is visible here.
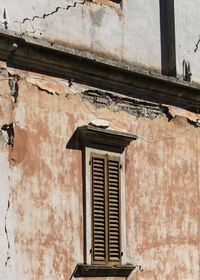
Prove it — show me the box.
[2,0,200,84]
[0,0,161,72]
[123,0,161,71]
[175,0,200,83]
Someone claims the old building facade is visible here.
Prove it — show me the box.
[0,0,200,279]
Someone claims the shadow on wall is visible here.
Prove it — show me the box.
[66,128,83,150]
[159,0,176,77]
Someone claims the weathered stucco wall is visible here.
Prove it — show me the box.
[0,62,200,279]
[0,0,161,72]
[126,117,200,279]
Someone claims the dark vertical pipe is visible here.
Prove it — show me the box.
[159,0,176,77]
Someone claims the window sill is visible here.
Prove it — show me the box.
[73,264,136,278]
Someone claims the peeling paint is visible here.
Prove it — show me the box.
[168,105,200,123]
[8,74,19,104]
[0,0,197,279]
[1,124,14,147]
[82,89,167,119]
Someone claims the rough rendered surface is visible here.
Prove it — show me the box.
[0,1,200,279]
[0,65,199,279]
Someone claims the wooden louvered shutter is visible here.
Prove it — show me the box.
[91,155,106,263]
[108,158,121,264]
[91,154,121,265]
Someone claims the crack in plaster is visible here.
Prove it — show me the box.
[31,83,60,96]
[6,0,119,36]
[13,0,88,25]
[5,193,11,266]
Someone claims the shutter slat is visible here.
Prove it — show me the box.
[94,212,104,216]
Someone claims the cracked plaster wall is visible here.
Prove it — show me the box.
[0,1,199,279]
[0,0,161,72]
[0,63,199,279]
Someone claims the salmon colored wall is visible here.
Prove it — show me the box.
[0,65,199,279]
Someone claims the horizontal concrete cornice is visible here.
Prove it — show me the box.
[0,28,200,111]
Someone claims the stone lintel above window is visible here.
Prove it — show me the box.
[78,125,138,150]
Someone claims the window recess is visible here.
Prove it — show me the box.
[75,125,137,278]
